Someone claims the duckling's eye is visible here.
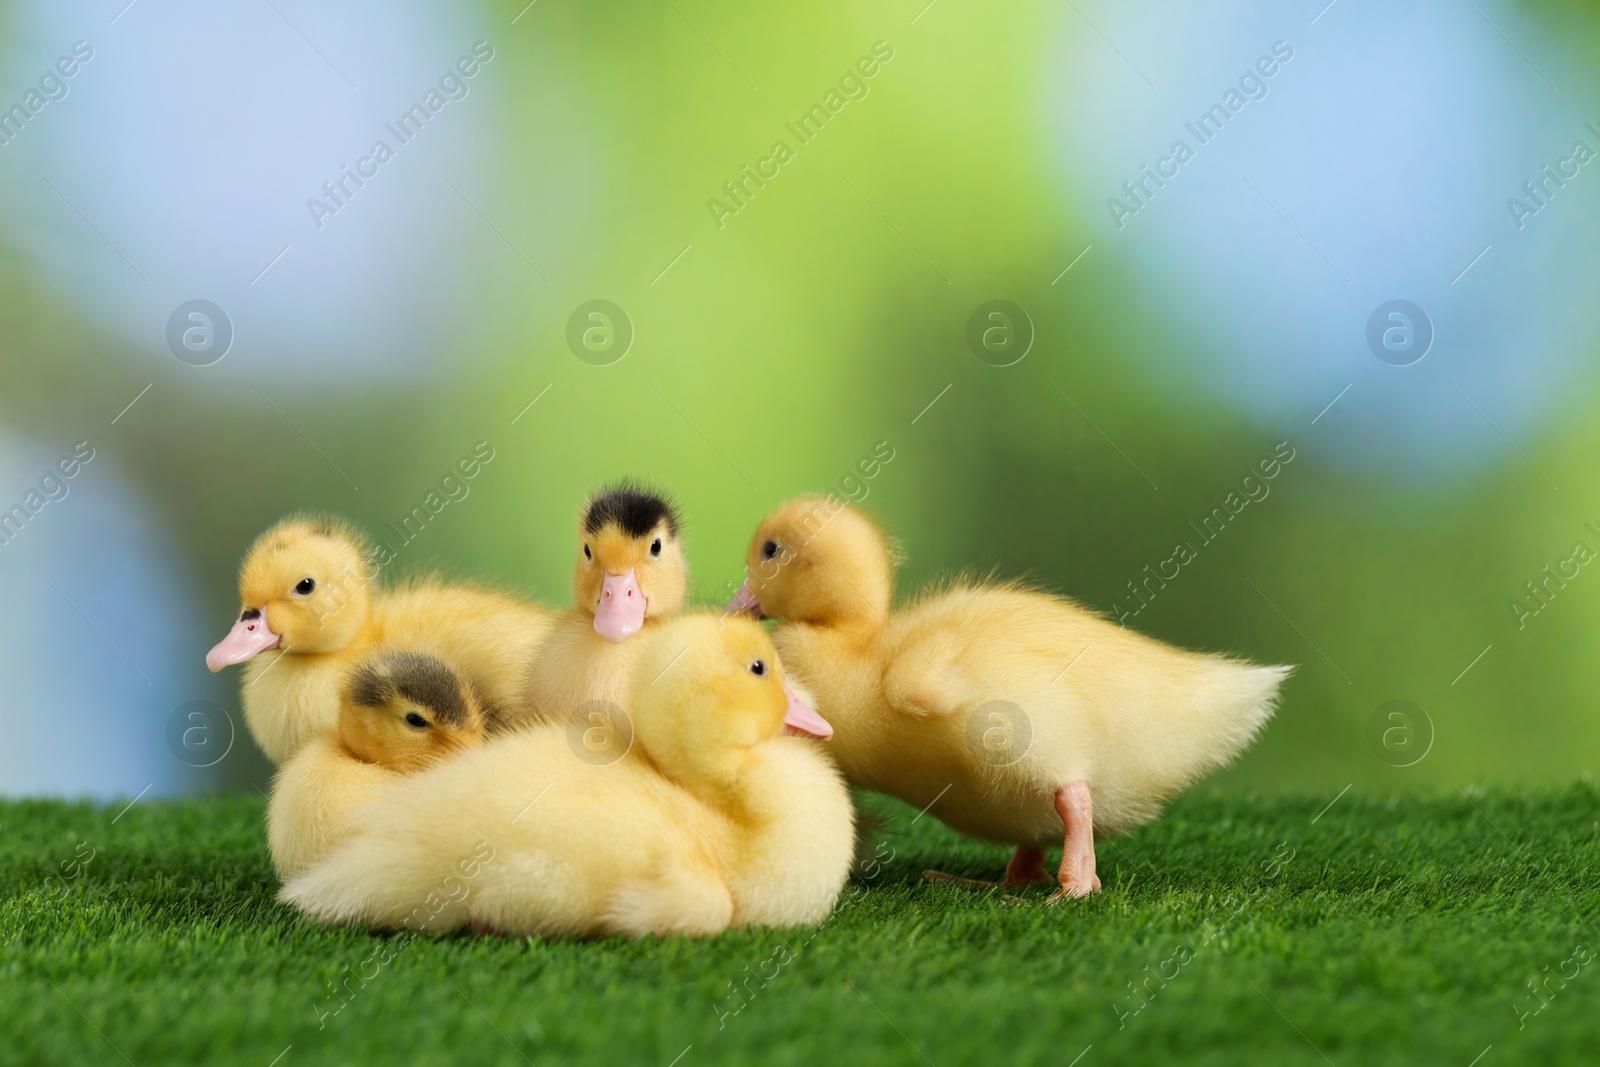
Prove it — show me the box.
[749,659,766,676]
[404,712,430,729]
[293,577,316,596]
[583,543,592,561]
[650,538,662,557]
[761,540,778,561]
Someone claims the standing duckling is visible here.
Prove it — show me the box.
[520,483,689,723]
[206,514,552,763]
[729,497,1293,901]
[279,614,856,938]
[268,649,490,880]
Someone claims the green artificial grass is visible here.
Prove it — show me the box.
[3,784,1598,1066]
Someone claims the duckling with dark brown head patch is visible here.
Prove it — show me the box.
[267,649,491,881]
[341,650,491,773]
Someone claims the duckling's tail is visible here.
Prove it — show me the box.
[277,779,491,933]
[276,827,477,935]
[1190,659,1293,773]
[277,859,377,926]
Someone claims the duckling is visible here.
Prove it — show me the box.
[520,483,689,723]
[729,497,1293,901]
[206,514,552,763]
[279,614,856,938]
[338,649,494,770]
[267,649,490,880]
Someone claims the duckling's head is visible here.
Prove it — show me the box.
[732,497,893,628]
[206,514,373,671]
[574,483,688,643]
[339,650,486,772]
[631,614,831,789]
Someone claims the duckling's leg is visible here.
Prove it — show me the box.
[926,846,1050,889]
[1003,847,1051,886]
[1048,780,1101,902]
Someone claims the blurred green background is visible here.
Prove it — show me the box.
[2,0,1598,796]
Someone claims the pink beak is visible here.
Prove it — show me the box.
[725,578,765,619]
[206,608,281,671]
[593,568,647,643]
[782,682,832,740]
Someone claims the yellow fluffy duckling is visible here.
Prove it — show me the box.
[267,649,490,880]
[206,514,552,763]
[729,497,1293,901]
[520,483,690,723]
[278,614,855,938]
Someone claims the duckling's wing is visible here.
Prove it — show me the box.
[880,630,982,718]
[267,737,395,882]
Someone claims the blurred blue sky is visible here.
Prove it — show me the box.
[0,432,205,796]
[1050,0,1599,480]
[0,0,594,387]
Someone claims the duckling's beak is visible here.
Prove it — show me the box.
[781,683,833,740]
[593,568,646,643]
[725,579,765,619]
[206,607,282,671]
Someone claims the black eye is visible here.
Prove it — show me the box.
[761,540,778,560]
[583,543,591,561]
[650,538,662,557]
[294,577,316,595]
[749,659,766,676]
[404,712,430,729]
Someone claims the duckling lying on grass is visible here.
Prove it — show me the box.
[280,614,856,938]
[729,497,1293,901]
[520,483,690,725]
[267,649,491,880]
[207,514,552,763]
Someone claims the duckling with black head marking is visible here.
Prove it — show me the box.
[268,649,491,880]
[521,483,689,722]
